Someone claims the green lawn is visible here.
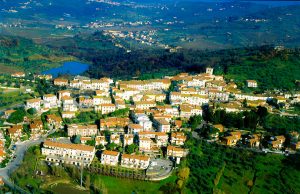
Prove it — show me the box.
[93,175,177,194]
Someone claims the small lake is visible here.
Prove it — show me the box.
[42,61,89,78]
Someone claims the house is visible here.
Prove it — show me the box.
[246,134,261,148]
[43,94,58,108]
[3,109,16,119]
[124,134,134,146]
[80,137,92,144]
[8,125,23,139]
[26,99,42,110]
[174,120,183,129]
[179,104,202,118]
[118,79,170,91]
[0,141,6,163]
[110,134,121,145]
[246,80,257,88]
[132,113,152,131]
[222,132,242,146]
[79,96,93,107]
[42,140,95,166]
[291,142,300,150]
[101,150,120,166]
[154,119,170,133]
[213,124,224,133]
[155,132,168,147]
[95,90,110,97]
[95,136,108,146]
[61,96,74,105]
[171,132,186,146]
[67,124,98,137]
[93,96,111,106]
[11,72,25,78]
[36,74,52,80]
[167,146,188,158]
[0,148,6,163]
[62,111,76,119]
[121,154,150,169]
[0,176,4,186]
[57,90,71,100]
[135,101,156,110]
[115,99,126,109]
[206,67,214,75]
[222,136,239,146]
[46,114,63,129]
[100,117,129,131]
[139,138,152,151]
[128,124,143,134]
[54,78,68,86]
[100,104,116,114]
[30,120,44,139]
[269,136,286,149]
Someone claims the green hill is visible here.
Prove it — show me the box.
[0,35,74,73]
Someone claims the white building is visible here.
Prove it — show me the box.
[42,140,95,166]
[121,154,150,169]
[101,150,120,166]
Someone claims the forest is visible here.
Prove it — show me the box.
[178,138,300,194]
[1,33,300,90]
[47,32,300,90]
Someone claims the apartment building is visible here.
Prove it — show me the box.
[42,140,95,166]
[67,124,98,137]
[101,150,120,166]
[121,154,150,169]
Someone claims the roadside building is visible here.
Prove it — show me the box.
[46,114,63,129]
[8,125,23,139]
[42,140,95,166]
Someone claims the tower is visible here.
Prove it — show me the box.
[206,67,214,75]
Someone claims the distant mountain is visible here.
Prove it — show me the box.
[1,0,300,49]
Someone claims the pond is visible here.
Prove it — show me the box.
[42,61,89,78]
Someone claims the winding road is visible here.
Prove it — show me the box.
[0,129,55,193]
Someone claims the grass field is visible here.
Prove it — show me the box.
[93,175,177,194]
[0,88,32,110]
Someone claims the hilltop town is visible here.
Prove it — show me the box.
[0,67,300,189]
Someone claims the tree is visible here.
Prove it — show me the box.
[85,174,91,189]
[71,135,81,144]
[189,115,202,130]
[7,108,26,124]
[178,167,190,180]
[125,144,138,154]
[27,108,37,115]
[106,143,118,151]
[86,139,96,146]
[256,106,268,125]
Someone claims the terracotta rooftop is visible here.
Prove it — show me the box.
[44,140,95,152]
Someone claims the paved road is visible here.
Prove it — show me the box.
[0,129,55,192]
[146,159,173,181]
